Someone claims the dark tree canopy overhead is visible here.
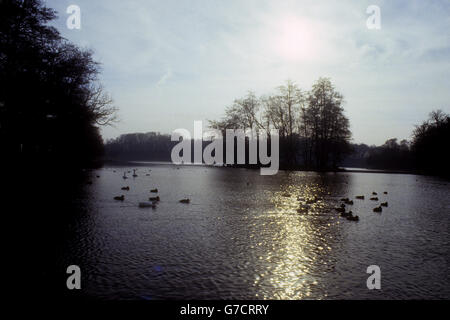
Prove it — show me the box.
[0,0,116,167]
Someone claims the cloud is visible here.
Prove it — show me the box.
[47,0,450,145]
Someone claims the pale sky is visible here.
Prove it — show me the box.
[47,0,450,145]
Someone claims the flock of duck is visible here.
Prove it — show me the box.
[109,169,190,209]
[334,191,389,222]
[103,168,389,219]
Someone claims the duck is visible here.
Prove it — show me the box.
[347,215,359,221]
[340,197,350,202]
[179,198,190,204]
[150,188,158,193]
[373,206,382,212]
[146,174,150,176]
[122,172,128,179]
[121,186,130,191]
[149,196,160,202]
[96,175,100,178]
[384,191,388,194]
[335,206,346,213]
[355,195,364,200]
[132,169,138,177]
[381,202,388,207]
[344,199,354,205]
[370,197,378,201]
[138,201,156,208]
[114,195,125,201]
[340,210,353,217]
[372,192,377,195]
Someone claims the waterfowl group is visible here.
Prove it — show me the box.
[339,209,359,221]
[365,191,390,213]
[140,187,160,208]
[109,168,194,209]
[339,197,353,205]
[331,190,390,221]
[334,199,358,221]
[347,215,359,221]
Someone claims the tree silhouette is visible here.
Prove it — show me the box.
[209,78,352,169]
[0,0,116,168]
[412,110,450,176]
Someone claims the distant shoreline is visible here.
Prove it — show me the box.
[102,159,420,176]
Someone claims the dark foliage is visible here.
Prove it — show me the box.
[365,138,413,170]
[105,132,175,161]
[0,0,116,168]
[342,110,449,177]
[411,110,450,177]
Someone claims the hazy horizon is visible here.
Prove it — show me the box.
[47,0,450,145]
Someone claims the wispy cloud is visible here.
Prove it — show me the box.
[156,68,172,86]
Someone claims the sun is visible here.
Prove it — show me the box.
[273,16,317,61]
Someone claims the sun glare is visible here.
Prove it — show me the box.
[273,16,318,61]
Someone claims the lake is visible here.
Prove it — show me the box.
[55,163,450,299]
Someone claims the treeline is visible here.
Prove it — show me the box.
[342,110,450,176]
[105,132,175,161]
[342,139,413,170]
[105,109,450,177]
[0,0,115,168]
[106,78,352,170]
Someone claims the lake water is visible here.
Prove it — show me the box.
[55,164,450,299]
